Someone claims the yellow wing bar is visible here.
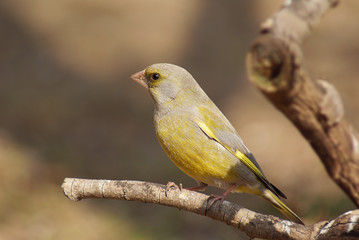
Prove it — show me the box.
[197,121,271,192]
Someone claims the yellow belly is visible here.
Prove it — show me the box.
[155,116,243,189]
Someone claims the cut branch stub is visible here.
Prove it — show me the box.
[246,32,359,206]
[247,36,293,93]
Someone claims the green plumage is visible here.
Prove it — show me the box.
[131,63,304,224]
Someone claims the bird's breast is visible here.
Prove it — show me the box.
[154,112,243,188]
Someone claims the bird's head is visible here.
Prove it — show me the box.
[130,63,204,106]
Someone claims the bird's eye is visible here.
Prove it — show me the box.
[151,73,160,80]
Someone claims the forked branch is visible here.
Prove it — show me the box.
[246,0,359,205]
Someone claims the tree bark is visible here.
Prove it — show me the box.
[246,0,359,206]
[62,178,359,240]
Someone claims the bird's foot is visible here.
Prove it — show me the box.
[165,181,182,197]
[206,183,237,211]
[207,194,226,209]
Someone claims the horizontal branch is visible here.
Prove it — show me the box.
[62,178,359,240]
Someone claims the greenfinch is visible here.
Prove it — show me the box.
[130,63,303,224]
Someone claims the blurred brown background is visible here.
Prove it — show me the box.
[0,0,358,239]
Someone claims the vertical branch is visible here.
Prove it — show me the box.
[246,0,359,205]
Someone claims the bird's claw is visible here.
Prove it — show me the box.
[207,194,226,209]
[165,181,182,197]
[206,183,236,212]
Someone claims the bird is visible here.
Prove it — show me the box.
[130,63,304,224]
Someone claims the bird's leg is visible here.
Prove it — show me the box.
[185,182,208,192]
[207,183,237,209]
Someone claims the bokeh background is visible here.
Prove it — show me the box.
[0,0,358,239]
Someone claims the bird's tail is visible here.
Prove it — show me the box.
[263,189,304,225]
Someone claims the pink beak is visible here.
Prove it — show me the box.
[130,70,148,88]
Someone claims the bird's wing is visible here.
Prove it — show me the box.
[196,105,286,199]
